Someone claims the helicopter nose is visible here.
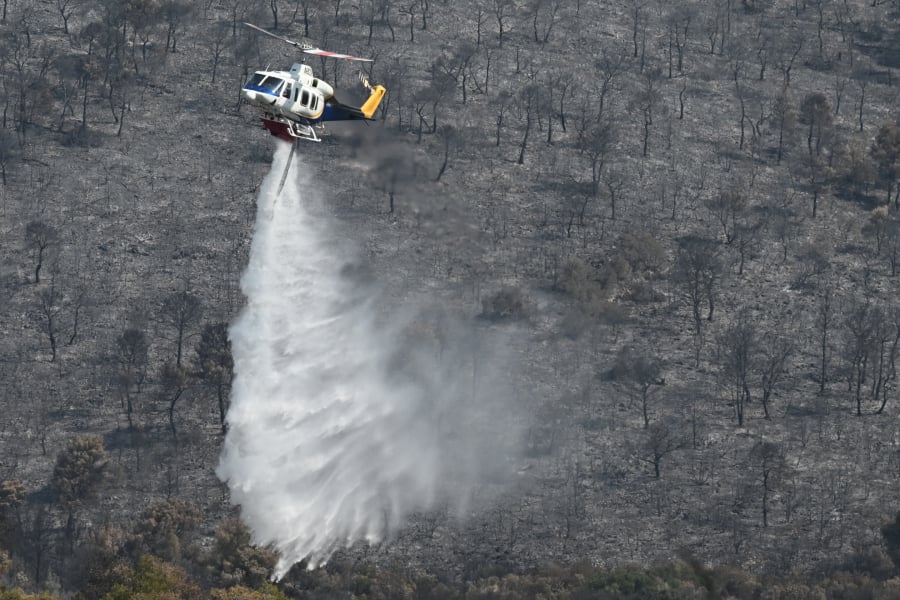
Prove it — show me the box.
[242,88,258,104]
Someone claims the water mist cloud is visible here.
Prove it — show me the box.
[216,144,522,580]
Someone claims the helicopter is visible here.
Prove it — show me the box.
[241,23,386,144]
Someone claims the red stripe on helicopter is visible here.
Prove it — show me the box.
[303,49,372,62]
[260,118,296,143]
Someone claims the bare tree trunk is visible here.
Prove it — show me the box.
[518,110,531,164]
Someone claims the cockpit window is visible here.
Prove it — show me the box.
[260,77,284,94]
[300,90,310,106]
[245,73,266,87]
[244,74,284,95]
[282,83,292,98]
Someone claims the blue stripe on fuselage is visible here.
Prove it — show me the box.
[243,84,278,97]
[319,101,372,122]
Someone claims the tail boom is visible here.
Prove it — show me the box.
[360,85,387,119]
[321,83,387,121]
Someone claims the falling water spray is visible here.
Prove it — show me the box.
[217,144,520,580]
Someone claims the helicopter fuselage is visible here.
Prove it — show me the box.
[241,63,333,123]
[242,62,386,142]
[240,23,386,143]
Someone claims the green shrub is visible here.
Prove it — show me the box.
[102,556,202,600]
[584,567,676,599]
[210,584,291,600]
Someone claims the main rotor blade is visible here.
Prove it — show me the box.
[244,22,307,49]
[302,48,373,62]
[244,22,372,62]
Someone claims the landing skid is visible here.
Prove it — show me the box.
[261,114,324,143]
[287,121,322,142]
[277,139,298,195]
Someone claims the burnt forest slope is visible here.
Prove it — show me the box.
[1,0,900,593]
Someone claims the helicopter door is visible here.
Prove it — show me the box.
[282,83,292,99]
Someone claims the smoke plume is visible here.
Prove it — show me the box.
[217,143,520,580]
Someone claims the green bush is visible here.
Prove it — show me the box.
[584,567,676,599]
[128,500,201,563]
[102,556,202,600]
[210,584,291,600]
[0,590,58,600]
